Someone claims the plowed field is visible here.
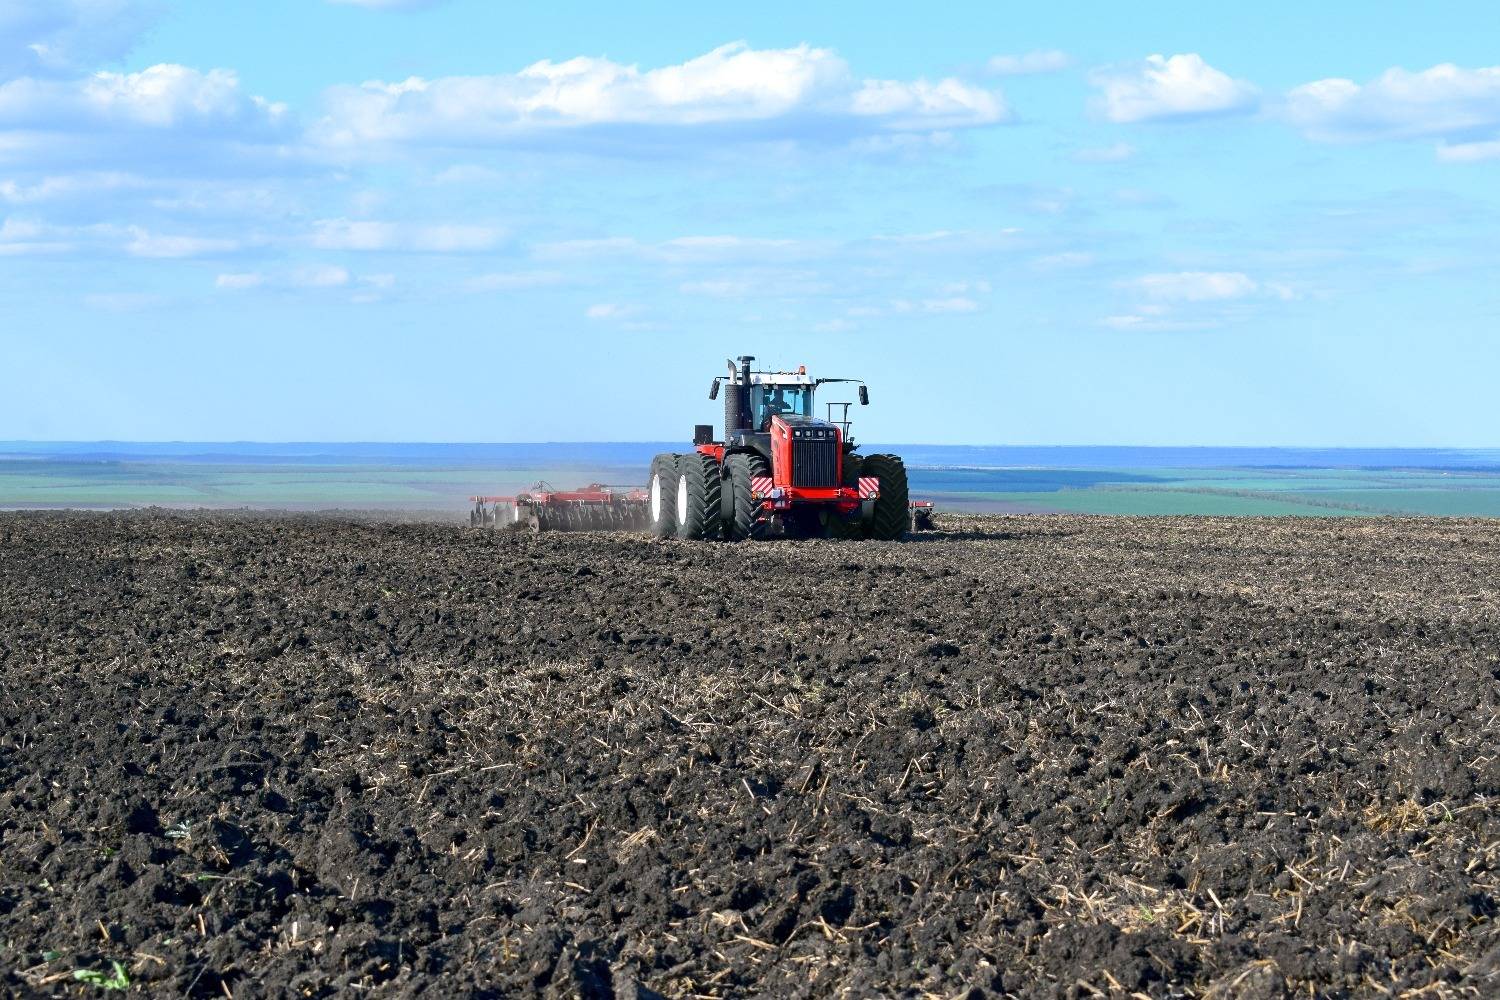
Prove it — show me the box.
[2,512,1497,997]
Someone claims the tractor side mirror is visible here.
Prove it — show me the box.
[709,379,720,400]
[858,385,869,405]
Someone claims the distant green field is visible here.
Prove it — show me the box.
[6,458,1500,516]
[0,461,619,511]
[908,466,1500,517]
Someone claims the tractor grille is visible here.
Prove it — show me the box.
[791,437,839,488]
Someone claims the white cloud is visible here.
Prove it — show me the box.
[126,227,238,257]
[869,229,963,244]
[1132,271,1257,301]
[986,50,1070,76]
[1101,313,1209,331]
[84,291,160,311]
[293,265,350,288]
[537,233,813,263]
[1105,269,1288,330]
[316,41,1006,150]
[680,278,753,298]
[1035,251,1094,269]
[1285,63,1500,144]
[465,270,565,292]
[0,63,293,176]
[214,267,399,292]
[0,170,145,202]
[310,217,504,252]
[1090,54,1257,123]
[0,216,78,253]
[585,302,635,320]
[0,0,161,79]
[1073,141,1135,163]
[939,279,991,295]
[1437,138,1500,162]
[0,64,287,129]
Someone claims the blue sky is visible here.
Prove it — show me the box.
[2,0,1498,445]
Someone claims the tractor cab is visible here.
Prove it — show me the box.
[748,372,815,430]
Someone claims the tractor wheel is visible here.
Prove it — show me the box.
[724,452,771,542]
[827,452,866,539]
[676,452,723,540]
[862,453,910,541]
[648,453,680,538]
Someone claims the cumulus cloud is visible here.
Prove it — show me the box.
[680,278,754,298]
[316,41,1007,150]
[84,290,160,311]
[986,50,1070,76]
[1132,271,1258,301]
[465,271,565,292]
[0,63,293,176]
[0,216,75,254]
[293,265,350,288]
[585,302,637,320]
[537,233,815,264]
[1090,53,1257,123]
[0,0,161,80]
[0,64,287,130]
[1285,63,1500,145]
[1437,138,1500,162]
[309,217,504,252]
[0,171,146,203]
[1101,312,1206,332]
[1104,270,1291,330]
[214,267,399,294]
[125,227,238,257]
[215,272,263,290]
[1035,251,1094,269]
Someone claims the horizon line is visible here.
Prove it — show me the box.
[4,440,1500,451]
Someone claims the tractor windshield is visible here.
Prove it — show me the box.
[751,384,813,429]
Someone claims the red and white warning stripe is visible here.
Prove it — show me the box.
[858,476,881,500]
[750,476,774,497]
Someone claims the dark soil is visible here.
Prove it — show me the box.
[2,511,1498,998]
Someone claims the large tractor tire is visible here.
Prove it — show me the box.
[676,452,723,540]
[862,453,910,541]
[724,452,771,542]
[648,453,680,538]
[826,451,867,540]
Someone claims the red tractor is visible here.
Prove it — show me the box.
[647,355,910,541]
